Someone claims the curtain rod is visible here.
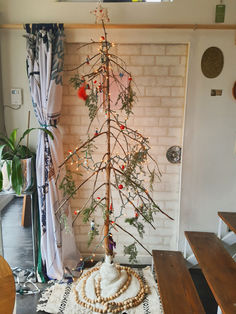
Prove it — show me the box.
[0,23,236,30]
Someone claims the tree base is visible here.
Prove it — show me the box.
[74,255,150,313]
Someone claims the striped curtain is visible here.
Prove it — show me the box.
[25,24,80,280]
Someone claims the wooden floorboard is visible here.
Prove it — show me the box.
[185,231,236,314]
[153,250,205,314]
[218,212,236,234]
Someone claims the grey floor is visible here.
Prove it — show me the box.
[1,197,217,314]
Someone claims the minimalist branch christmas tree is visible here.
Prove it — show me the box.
[57,8,173,264]
[56,5,173,312]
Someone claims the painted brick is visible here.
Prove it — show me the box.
[135,76,156,87]
[117,44,141,55]
[64,54,80,66]
[169,108,184,117]
[126,66,143,76]
[180,56,187,65]
[171,87,185,97]
[142,107,168,117]
[137,97,161,107]
[156,56,180,66]
[159,117,183,127]
[167,127,182,137]
[141,45,165,56]
[166,44,187,56]
[156,76,183,87]
[116,55,130,65]
[130,56,155,66]
[146,87,170,97]
[161,97,184,107]
[60,115,81,125]
[169,65,186,76]
[158,136,178,146]
[144,66,168,76]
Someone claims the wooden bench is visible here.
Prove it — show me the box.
[218,212,236,234]
[185,231,236,314]
[152,250,205,314]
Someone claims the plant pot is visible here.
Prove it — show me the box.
[0,157,34,194]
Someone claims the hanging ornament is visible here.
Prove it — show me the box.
[98,83,102,92]
[97,197,101,200]
[128,76,132,81]
[100,36,105,41]
[119,73,124,78]
[74,210,78,215]
[109,203,113,213]
[90,219,95,231]
[94,80,97,84]
[118,184,123,190]
[135,211,139,219]
[86,84,90,90]
[120,125,125,130]
[78,84,88,101]
[121,165,125,170]
[86,56,90,64]
[108,233,116,254]
[94,129,99,136]
[68,149,73,154]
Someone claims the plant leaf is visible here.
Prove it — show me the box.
[9,129,17,148]
[6,160,12,180]
[18,127,54,146]
[0,144,6,161]
[0,134,15,151]
[0,170,3,191]
[11,156,23,195]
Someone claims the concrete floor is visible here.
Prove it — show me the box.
[1,197,217,314]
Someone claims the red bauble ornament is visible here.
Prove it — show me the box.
[97,197,101,200]
[100,36,105,41]
[118,184,123,190]
[74,210,78,215]
[128,77,132,81]
[78,85,88,101]
[121,165,125,170]
[110,204,113,210]
[135,212,139,218]
[120,125,125,130]
[94,80,97,84]
[94,129,99,136]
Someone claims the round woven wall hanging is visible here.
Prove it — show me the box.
[201,47,224,79]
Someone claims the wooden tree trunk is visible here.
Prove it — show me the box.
[104,35,112,256]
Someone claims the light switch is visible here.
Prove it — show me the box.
[11,88,23,105]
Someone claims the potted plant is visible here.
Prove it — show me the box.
[0,128,53,195]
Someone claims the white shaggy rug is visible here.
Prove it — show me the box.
[37,266,163,314]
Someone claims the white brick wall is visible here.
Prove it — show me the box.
[61,43,187,263]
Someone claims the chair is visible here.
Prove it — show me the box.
[0,255,15,314]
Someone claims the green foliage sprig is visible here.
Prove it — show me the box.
[124,242,138,264]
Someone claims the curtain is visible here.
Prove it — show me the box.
[25,24,80,280]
